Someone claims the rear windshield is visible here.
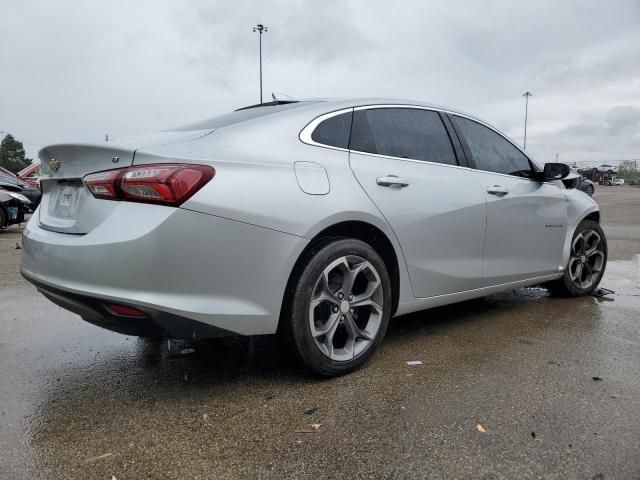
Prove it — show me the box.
[174,101,318,131]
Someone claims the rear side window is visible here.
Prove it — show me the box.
[452,116,532,177]
[349,108,457,165]
[311,111,353,149]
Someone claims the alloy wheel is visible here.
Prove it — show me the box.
[568,229,605,289]
[308,255,384,361]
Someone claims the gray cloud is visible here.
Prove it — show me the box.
[531,105,640,161]
[606,106,640,135]
[1,0,639,165]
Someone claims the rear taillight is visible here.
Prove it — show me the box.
[83,164,214,206]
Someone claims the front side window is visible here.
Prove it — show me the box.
[452,116,533,177]
[349,108,457,165]
[311,111,352,149]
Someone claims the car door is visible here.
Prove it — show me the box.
[449,114,569,286]
[348,107,487,298]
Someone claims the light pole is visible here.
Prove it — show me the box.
[522,91,532,150]
[252,24,268,104]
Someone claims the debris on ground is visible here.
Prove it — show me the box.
[296,407,321,432]
[295,423,321,433]
[531,431,536,438]
[476,424,486,433]
[85,452,113,462]
[591,288,615,301]
[15,243,21,250]
[406,360,423,366]
[593,376,603,381]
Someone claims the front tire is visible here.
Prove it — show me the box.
[546,220,607,297]
[282,239,392,377]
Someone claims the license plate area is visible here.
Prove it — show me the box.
[49,180,83,219]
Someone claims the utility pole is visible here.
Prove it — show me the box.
[555,153,558,163]
[522,91,533,150]
[252,24,268,104]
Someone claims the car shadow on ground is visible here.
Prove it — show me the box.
[31,286,593,404]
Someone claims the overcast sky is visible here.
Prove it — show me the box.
[2,0,639,165]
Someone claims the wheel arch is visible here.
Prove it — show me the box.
[560,200,602,268]
[278,220,402,333]
[583,211,600,223]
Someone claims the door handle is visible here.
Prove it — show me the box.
[487,185,509,195]
[376,175,410,188]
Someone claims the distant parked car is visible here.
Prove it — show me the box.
[0,173,41,210]
[0,165,40,188]
[0,184,30,230]
[605,178,624,186]
[594,164,618,174]
[17,163,41,188]
[577,177,596,196]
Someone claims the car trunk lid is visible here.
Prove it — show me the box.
[37,130,212,234]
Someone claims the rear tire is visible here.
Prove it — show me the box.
[281,238,392,377]
[546,220,607,297]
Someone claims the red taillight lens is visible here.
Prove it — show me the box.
[83,164,215,206]
[84,169,121,199]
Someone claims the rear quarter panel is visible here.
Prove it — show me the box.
[132,110,415,310]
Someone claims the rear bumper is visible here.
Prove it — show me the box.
[23,273,234,338]
[21,204,307,337]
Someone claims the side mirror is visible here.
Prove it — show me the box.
[540,163,570,181]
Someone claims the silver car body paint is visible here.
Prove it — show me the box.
[21,98,599,336]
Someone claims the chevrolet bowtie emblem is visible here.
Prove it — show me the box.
[49,158,60,172]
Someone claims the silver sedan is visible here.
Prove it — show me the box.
[21,98,607,376]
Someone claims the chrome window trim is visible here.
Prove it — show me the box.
[348,150,475,172]
[299,107,354,152]
[300,103,540,169]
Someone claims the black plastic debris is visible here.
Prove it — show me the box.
[591,288,615,301]
[592,376,603,381]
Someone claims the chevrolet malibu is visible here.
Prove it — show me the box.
[21,98,607,376]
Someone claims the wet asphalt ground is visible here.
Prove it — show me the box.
[1,187,639,479]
